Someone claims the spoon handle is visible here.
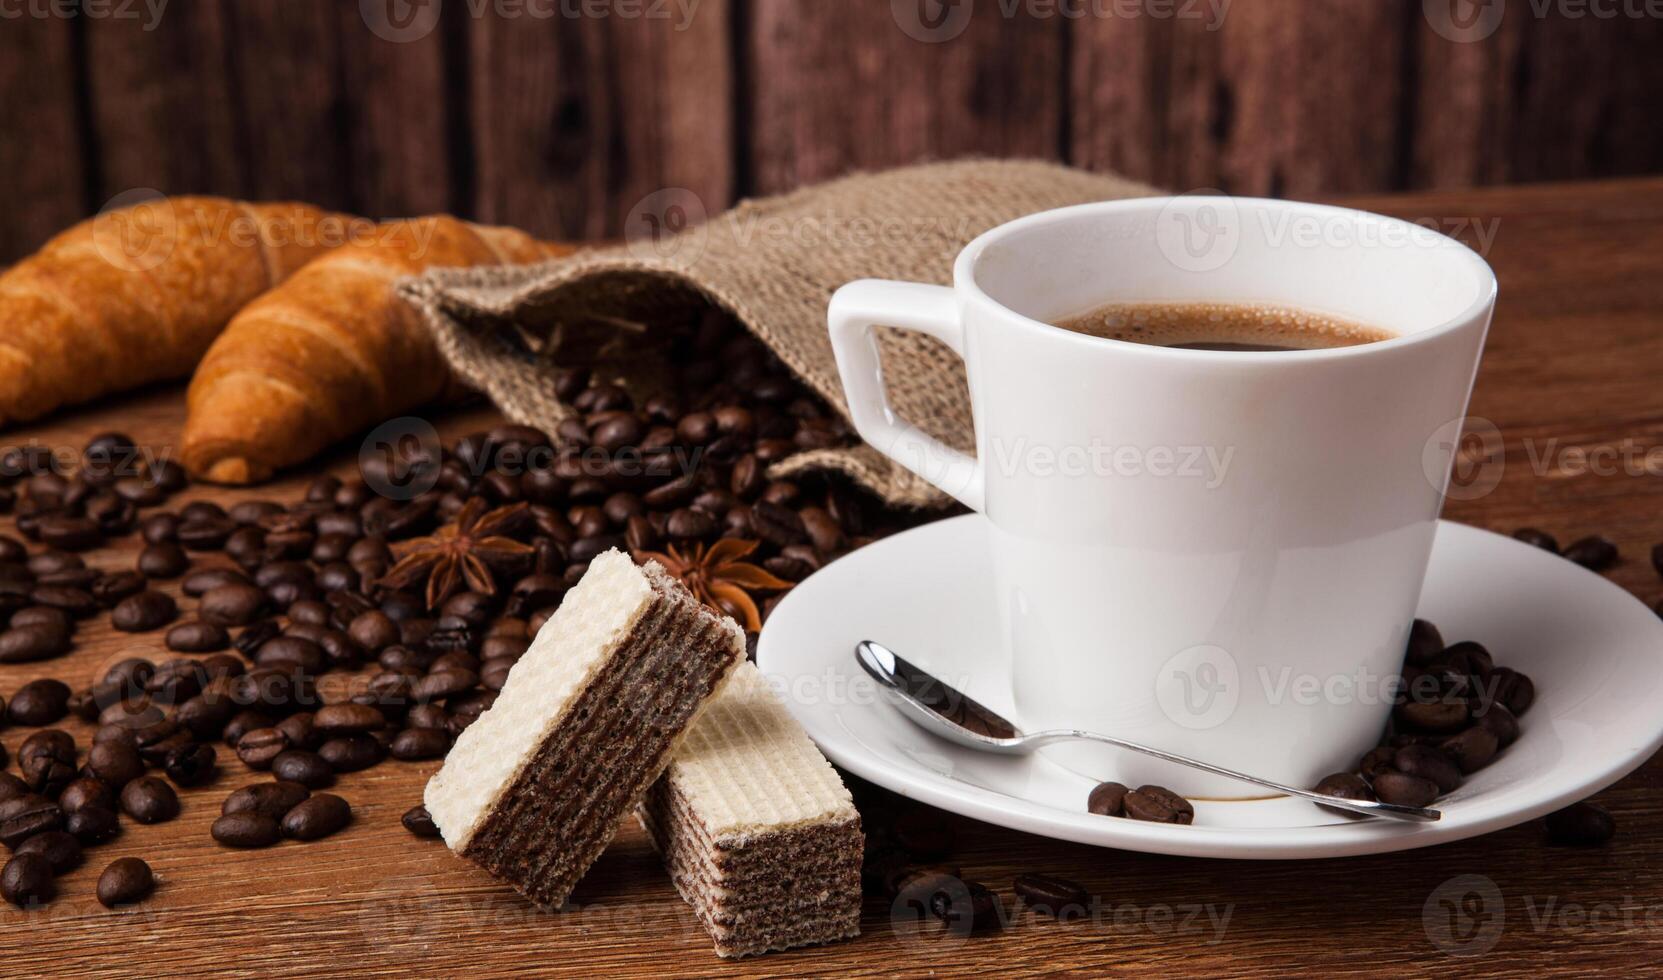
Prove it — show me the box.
[1027,729,1440,822]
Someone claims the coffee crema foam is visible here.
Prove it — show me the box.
[1052,302,1397,351]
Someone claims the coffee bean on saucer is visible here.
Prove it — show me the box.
[1513,528,1560,554]
[270,751,334,789]
[402,805,441,839]
[1087,781,1129,817]
[1123,785,1194,825]
[281,793,351,841]
[1474,702,1520,747]
[97,858,155,907]
[1545,801,1615,847]
[1392,744,1462,793]
[212,812,282,848]
[1012,873,1088,916]
[1,853,54,907]
[112,591,179,632]
[15,830,81,873]
[1562,535,1618,571]
[1371,769,1439,808]
[1439,725,1500,773]
[1405,618,1444,667]
[120,777,180,824]
[1312,772,1378,817]
[1487,667,1535,716]
[1394,698,1470,734]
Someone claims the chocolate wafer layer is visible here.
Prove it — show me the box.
[425,549,745,909]
[639,661,863,958]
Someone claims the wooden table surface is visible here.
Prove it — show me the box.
[4,178,1663,978]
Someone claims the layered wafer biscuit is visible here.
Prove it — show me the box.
[639,661,863,958]
[425,548,746,909]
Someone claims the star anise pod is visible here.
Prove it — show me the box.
[633,538,792,632]
[381,499,536,609]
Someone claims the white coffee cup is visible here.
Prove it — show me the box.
[827,196,1495,798]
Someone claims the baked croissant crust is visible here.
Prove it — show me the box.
[181,215,572,484]
[0,196,343,426]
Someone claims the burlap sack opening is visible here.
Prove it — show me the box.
[398,160,1157,509]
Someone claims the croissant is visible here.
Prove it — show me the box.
[0,196,344,427]
[181,216,573,484]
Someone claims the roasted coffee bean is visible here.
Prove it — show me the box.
[1371,769,1440,807]
[271,750,335,788]
[177,516,237,551]
[65,805,120,845]
[404,703,450,731]
[255,636,326,673]
[15,830,81,873]
[59,777,114,814]
[402,804,441,839]
[275,712,319,751]
[288,599,332,626]
[97,857,155,907]
[1439,725,1500,773]
[1562,534,1618,570]
[1488,667,1535,716]
[1474,701,1521,747]
[146,658,207,704]
[282,793,351,841]
[182,567,252,597]
[212,812,282,848]
[1123,785,1194,824]
[412,670,477,702]
[91,570,148,607]
[223,781,311,820]
[9,605,67,632]
[140,512,180,544]
[234,619,283,657]
[318,734,385,773]
[314,703,385,734]
[9,679,72,725]
[1404,618,1444,668]
[348,610,400,652]
[167,620,231,654]
[111,590,178,632]
[1512,527,1559,553]
[27,551,81,576]
[37,514,103,551]
[236,729,290,770]
[120,777,180,824]
[18,729,76,793]
[931,879,1003,934]
[1394,698,1469,733]
[137,542,189,578]
[1312,772,1378,817]
[0,622,71,663]
[1086,780,1129,817]
[200,583,267,627]
[87,741,146,787]
[163,743,218,787]
[481,658,514,691]
[1013,873,1089,916]
[27,585,98,618]
[0,775,22,805]
[1,853,54,907]
[390,727,450,760]
[0,796,63,849]
[1545,801,1615,847]
[1394,744,1462,793]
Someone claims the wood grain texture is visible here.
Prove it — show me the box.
[745,0,1065,194]
[468,2,735,242]
[1,179,1662,976]
[0,16,88,257]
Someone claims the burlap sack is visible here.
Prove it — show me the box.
[398,160,1157,508]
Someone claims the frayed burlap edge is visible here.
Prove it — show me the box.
[397,160,1158,509]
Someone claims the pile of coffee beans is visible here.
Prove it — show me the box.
[0,317,906,907]
[1085,781,1194,824]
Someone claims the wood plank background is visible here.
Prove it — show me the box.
[2,0,1661,261]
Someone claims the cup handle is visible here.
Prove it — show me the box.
[827,279,984,511]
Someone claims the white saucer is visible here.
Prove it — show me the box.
[756,515,1663,859]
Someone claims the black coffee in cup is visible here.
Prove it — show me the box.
[1052,301,1396,351]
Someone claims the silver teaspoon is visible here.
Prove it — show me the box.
[855,640,1439,824]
